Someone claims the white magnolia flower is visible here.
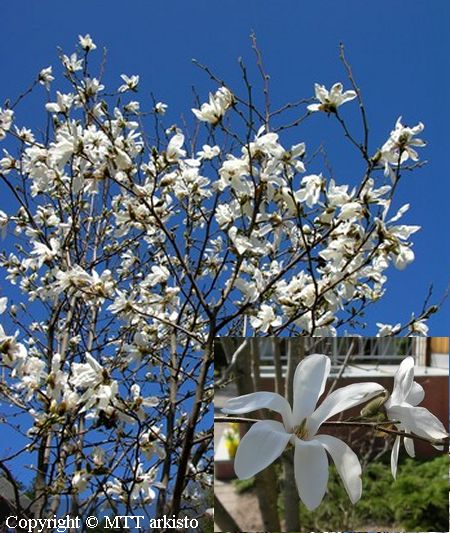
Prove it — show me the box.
[129,384,159,420]
[0,152,18,175]
[78,33,97,51]
[38,66,54,89]
[17,356,47,399]
[107,290,136,316]
[223,354,385,510]
[14,127,35,144]
[0,327,28,367]
[45,92,74,114]
[84,382,118,412]
[197,144,220,160]
[326,179,352,207]
[124,100,140,113]
[192,86,234,125]
[70,352,103,389]
[154,102,168,115]
[61,53,83,73]
[145,265,170,286]
[384,117,425,161]
[81,77,104,97]
[130,464,157,502]
[165,133,186,162]
[0,108,13,140]
[72,470,90,493]
[376,322,401,337]
[338,200,363,221]
[0,297,6,314]
[408,319,428,336]
[228,227,268,256]
[140,426,166,460]
[378,117,425,181]
[297,174,323,208]
[307,83,357,113]
[60,388,80,413]
[106,478,124,499]
[54,266,109,298]
[91,446,105,467]
[246,129,283,159]
[107,465,156,503]
[25,238,60,269]
[385,356,448,478]
[118,74,140,93]
[250,304,282,333]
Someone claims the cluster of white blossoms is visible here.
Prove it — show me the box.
[0,34,433,515]
[106,463,158,503]
[0,44,429,339]
[223,354,447,510]
[0,296,158,419]
[0,107,14,140]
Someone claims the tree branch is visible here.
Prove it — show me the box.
[214,417,448,445]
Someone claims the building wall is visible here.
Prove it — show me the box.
[431,337,449,354]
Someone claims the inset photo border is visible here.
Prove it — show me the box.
[214,338,449,532]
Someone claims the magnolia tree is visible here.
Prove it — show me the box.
[0,34,441,529]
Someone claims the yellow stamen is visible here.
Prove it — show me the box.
[294,419,309,440]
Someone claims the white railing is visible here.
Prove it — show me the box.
[258,338,418,369]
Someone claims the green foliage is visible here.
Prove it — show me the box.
[296,455,448,532]
[388,455,448,531]
[229,455,447,531]
[233,476,255,494]
[199,487,214,533]
[201,515,214,533]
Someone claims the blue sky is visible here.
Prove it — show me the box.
[0,0,449,334]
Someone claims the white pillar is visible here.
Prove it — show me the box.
[414,337,427,366]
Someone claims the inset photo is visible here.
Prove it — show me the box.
[214,337,449,532]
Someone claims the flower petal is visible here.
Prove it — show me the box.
[307,382,385,436]
[329,82,343,101]
[391,435,401,479]
[390,356,414,405]
[293,354,330,425]
[405,381,424,406]
[222,391,292,429]
[387,404,448,440]
[315,434,362,504]
[294,438,329,510]
[234,420,291,479]
[340,89,357,104]
[314,83,328,103]
[404,436,415,457]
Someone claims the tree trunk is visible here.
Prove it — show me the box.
[218,338,282,531]
[282,339,304,531]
